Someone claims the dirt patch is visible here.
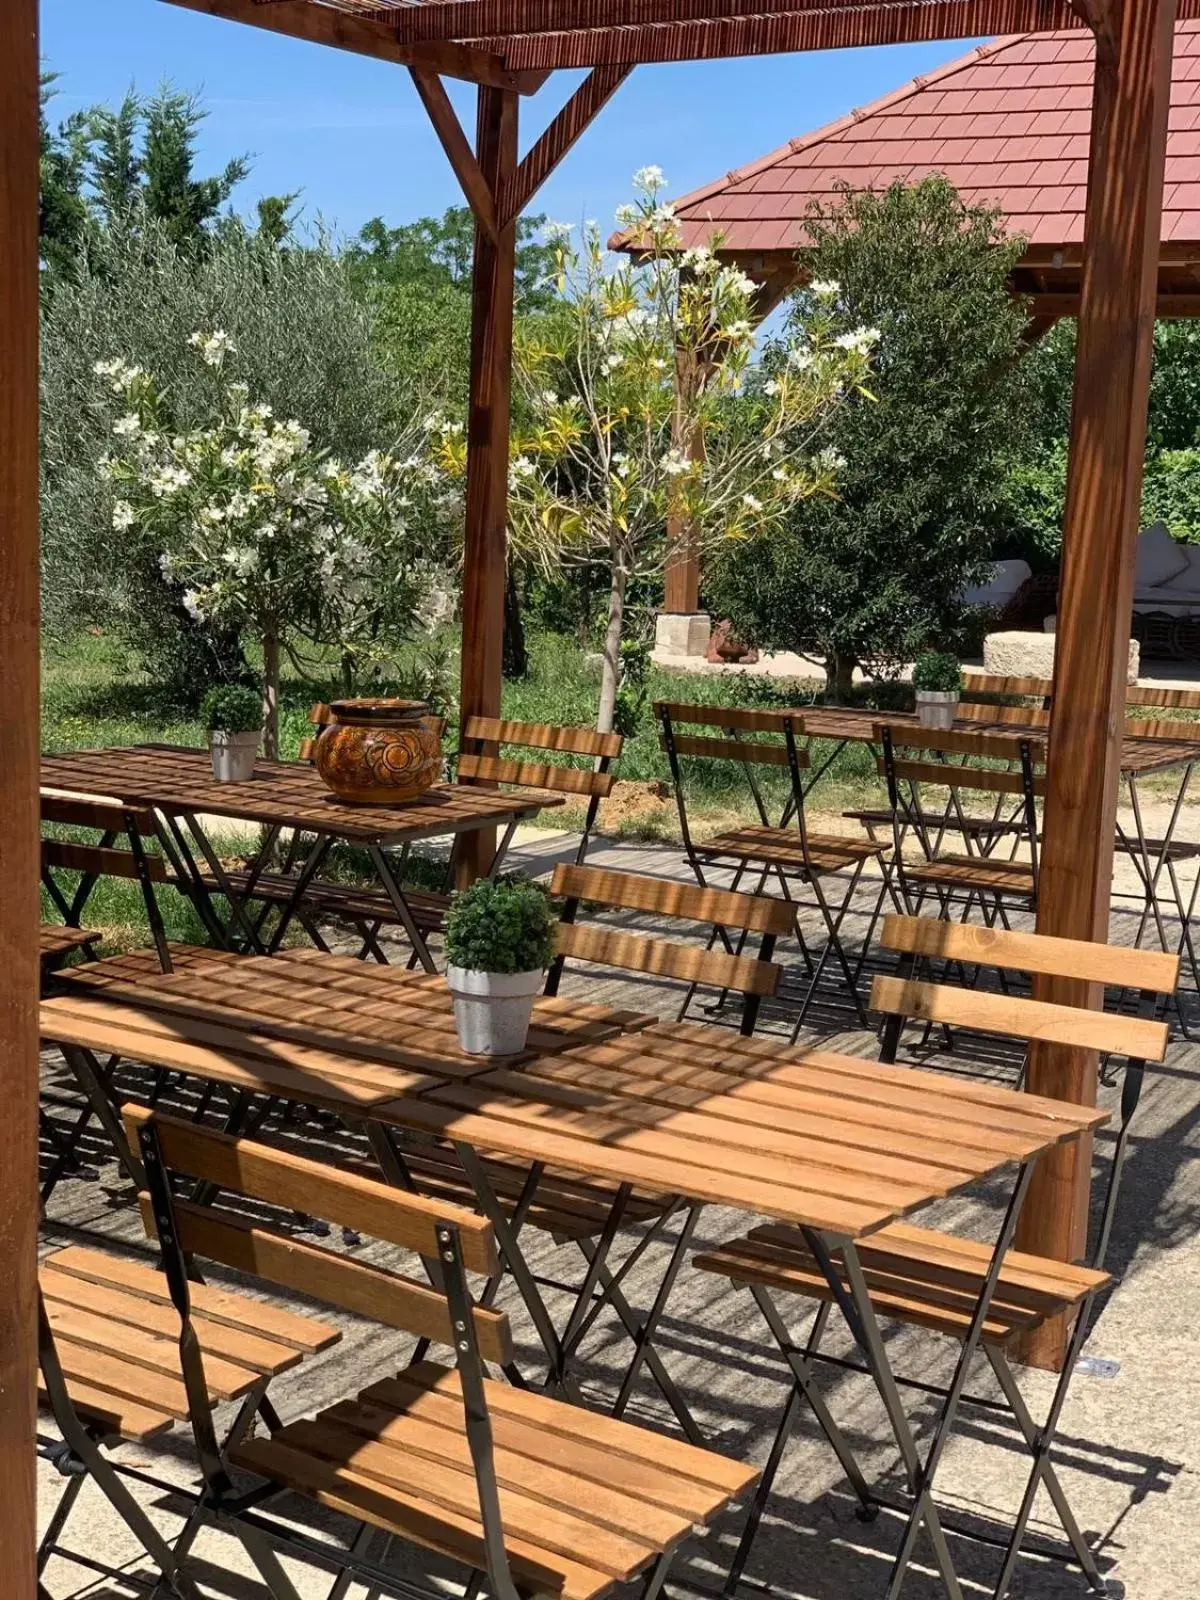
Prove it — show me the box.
[598,779,677,831]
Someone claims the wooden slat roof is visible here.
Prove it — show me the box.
[163,0,1200,84]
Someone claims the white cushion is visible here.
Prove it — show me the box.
[960,558,1032,608]
[1135,523,1190,588]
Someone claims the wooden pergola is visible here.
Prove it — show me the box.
[0,0,1183,1584]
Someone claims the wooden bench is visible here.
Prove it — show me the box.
[125,1104,757,1600]
[39,923,100,973]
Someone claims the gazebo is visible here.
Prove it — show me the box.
[0,0,1188,1585]
[655,20,1200,623]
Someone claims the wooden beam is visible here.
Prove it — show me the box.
[409,68,499,243]
[157,0,541,91]
[0,0,40,1592]
[1026,291,1200,316]
[476,0,1075,69]
[1021,0,1176,1370]
[456,86,520,885]
[497,64,632,229]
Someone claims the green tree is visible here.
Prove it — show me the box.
[39,74,89,278]
[708,177,1033,697]
[350,206,558,309]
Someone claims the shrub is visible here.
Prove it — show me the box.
[443,876,556,974]
[912,651,963,693]
[201,683,263,733]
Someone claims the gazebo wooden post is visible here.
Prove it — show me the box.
[0,0,42,1590]
[1020,0,1176,1370]
[456,85,519,883]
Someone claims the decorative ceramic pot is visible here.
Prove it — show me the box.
[313,698,442,805]
[209,728,260,783]
[915,690,960,730]
[446,965,543,1056]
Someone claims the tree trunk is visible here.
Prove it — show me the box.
[596,558,629,735]
[262,626,280,759]
[503,564,528,679]
[824,653,855,704]
[340,650,355,699]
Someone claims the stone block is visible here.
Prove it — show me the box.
[983,628,1140,685]
[654,611,711,658]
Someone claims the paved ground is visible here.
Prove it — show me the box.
[36,830,1200,1600]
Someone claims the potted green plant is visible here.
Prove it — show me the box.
[202,684,263,782]
[443,877,556,1055]
[911,651,964,729]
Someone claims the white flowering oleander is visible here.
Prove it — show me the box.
[614,202,641,227]
[112,500,135,531]
[632,165,666,194]
[541,220,574,245]
[188,329,236,367]
[681,245,717,274]
[833,327,882,353]
[810,279,841,299]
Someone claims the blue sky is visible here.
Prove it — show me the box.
[42,0,979,243]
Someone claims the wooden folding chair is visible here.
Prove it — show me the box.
[875,722,1045,930]
[655,701,886,1028]
[36,1241,338,1598]
[545,862,791,1035]
[41,792,178,972]
[696,915,1178,1600]
[124,1103,757,1600]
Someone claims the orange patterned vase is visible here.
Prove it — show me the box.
[313,699,442,806]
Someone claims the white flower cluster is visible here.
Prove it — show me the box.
[833,327,881,354]
[188,329,236,367]
[632,165,666,194]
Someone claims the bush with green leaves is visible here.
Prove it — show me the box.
[707,177,1033,699]
[201,684,262,734]
[40,215,425,701]
[443,876,556,975]
[911,651,963,693]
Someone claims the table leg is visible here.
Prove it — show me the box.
[59,1046,145,1188]
[179,813,273,954]
[265,834,334,954]
[369,844,438,972]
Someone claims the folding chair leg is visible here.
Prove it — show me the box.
[234,1520,307,1600]
[749,1287,875,1520]
[985,1343,1108,1598]
[610,1204,701,1419]
[37,1469,86,1574]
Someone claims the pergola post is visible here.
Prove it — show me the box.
[1020,0,1176,1370]
[456,85,519,883]
[0,0,41,1590]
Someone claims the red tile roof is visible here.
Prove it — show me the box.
[670,24,1200,254]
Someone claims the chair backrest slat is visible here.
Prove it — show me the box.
[960,672,1054,701]
[123,1104,498,1275]
[880,912,1180,993]
[654,701,804,735]
[956,701,1052,730]
[137,1192,513,1366]
[42,838,168,883]
[661,732,797,769]
[457,752,614,798]
[554,922,781,996]
[551,862,794,936]
[876,757,1045,798]
[41,792,157,833]
[462,715,622,760]
[869,974,1169,1061]
[876,722,1045,765]
[1125,684,1200,711]
[1124,715,1200,744]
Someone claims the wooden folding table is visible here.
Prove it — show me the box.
[41,746,565,968]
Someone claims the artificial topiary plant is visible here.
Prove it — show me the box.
[443,876,556,975]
